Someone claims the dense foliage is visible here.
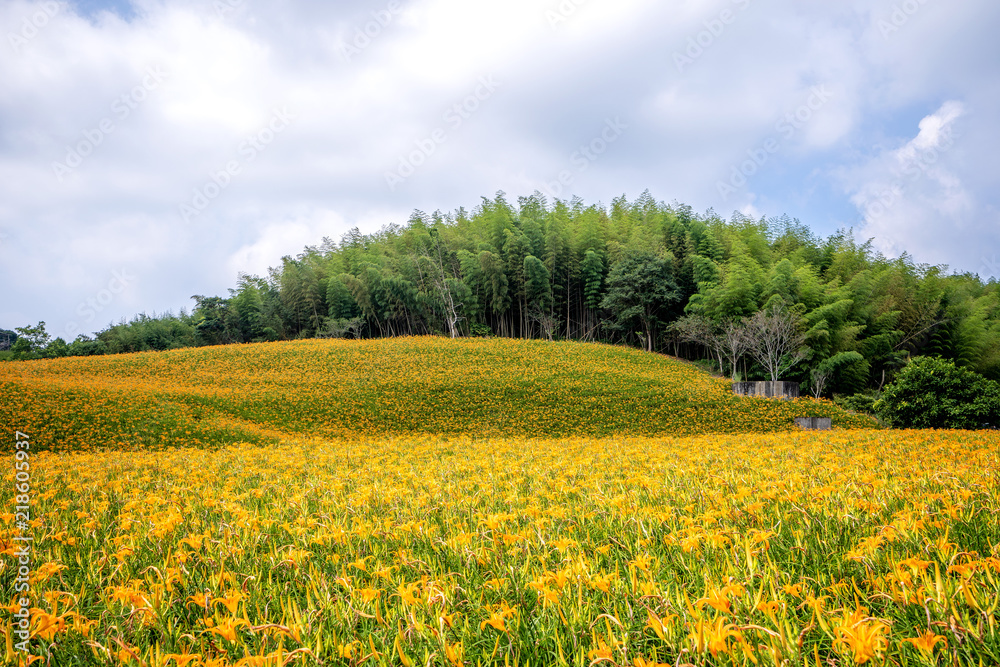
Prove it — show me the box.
[6,192,1000,396]
[874,356,1000,429]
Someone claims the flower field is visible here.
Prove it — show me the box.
[2,430,999,665]
[0,337,873,452]
[3,338,998,665]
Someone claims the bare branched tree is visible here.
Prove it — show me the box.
[528,308,559,342]
[720,320,751,381]
[421,229,464,338]
[743,304,806,382]
[669,315,724,373]
[318,317,365,339]
[810,366,833,398]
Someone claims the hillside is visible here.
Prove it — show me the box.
[0,336,874,450]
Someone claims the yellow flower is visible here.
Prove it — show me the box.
[354,587,382,604]
[186,592,211,612]
[480,602,517,633]
[483,577,507,591]
[645,609,676,642]
[163,650,203,666]
[903,630,947,655]
[212,589,244,614]
[444,641,464,667]
[480,611,507,632]
[397,581,421,606]
[587,638,614,661]
[31,610,67,641]
[438,611,459,628]
[589,571,616,593]
[205,617,245,642]
[179,534,205,550]
[689,616,742,657]
[68,612,99,638]
[834,608,888,665]
[633,657,667,667]
[338,641,361,659]
[897,556,932,573]
[696,587,732,613]
[781,583,803,598]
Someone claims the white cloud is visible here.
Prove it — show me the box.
[1,0,999,332]
[840,100,998,271]
[225,213,346,279]
[907,100,965,154]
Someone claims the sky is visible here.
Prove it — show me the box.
[1,0,998,340]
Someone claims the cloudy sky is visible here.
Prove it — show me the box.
[1,0,998,339]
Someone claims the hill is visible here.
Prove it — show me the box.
[0,336,874,450]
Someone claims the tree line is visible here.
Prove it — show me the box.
[5,191,1000,401]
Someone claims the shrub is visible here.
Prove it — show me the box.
[470,323,492,337]
[874,356,1000,429]
[834,390,880,416]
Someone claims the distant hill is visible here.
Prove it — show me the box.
[0,336,875,450]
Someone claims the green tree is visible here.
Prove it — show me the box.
[478,250,510,335]
[874,356,1000,429]
[600,252,681,352]
[67,335,107,356]
[523,255,554,339]
[523,255,552,313]
[44,337,68,357]
[230,274,280,342]
[503,229,532,336]
[10,322,51,359]
[191,297,232,346]
[809,351,865,398]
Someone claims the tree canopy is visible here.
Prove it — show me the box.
[5,191,1000,399]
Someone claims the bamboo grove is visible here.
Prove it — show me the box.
[9,192,1000,394]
